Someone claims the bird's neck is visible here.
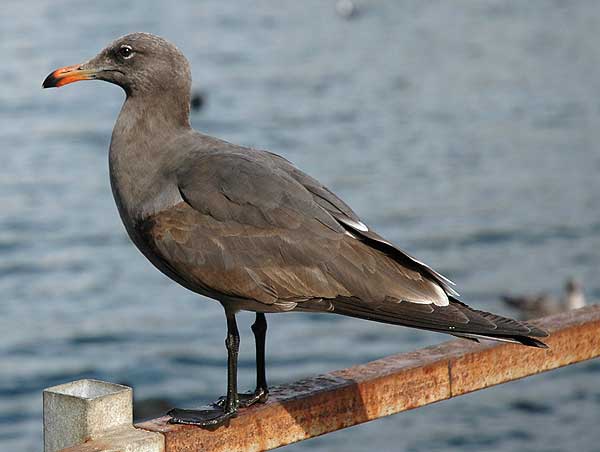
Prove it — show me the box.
[115,91,191,134]
[109,93,191,222]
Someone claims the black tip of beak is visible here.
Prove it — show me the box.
[42,72,59,89]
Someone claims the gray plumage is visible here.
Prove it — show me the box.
[43,32,548,346]
[43,32,549,425]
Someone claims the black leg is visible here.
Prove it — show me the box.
[223,310,240,411]
[168,309,241,428]
[251,313,269,400]
[214,313,269,408]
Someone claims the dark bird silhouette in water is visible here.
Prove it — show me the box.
[502,277,585,320]
[190,90,205,112]
[43,33,548,428]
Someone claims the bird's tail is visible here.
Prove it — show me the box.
[331,296,549,348]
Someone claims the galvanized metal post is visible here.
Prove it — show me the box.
[43,379,163,452]
[43,379,132,452]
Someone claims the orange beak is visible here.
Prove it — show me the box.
[42,64,97,88]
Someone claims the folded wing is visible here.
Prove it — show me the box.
[137,147,547,346]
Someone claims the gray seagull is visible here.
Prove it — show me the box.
[43,33,548,428]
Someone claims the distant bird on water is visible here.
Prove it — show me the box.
[335,0,359,19]
[502,278,586,320]
[43,33,548,428]
[190,90,205,112]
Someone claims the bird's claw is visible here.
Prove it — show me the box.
[167,406,237,429]
[213,388,269,409]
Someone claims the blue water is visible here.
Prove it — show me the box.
[1,1,599,450]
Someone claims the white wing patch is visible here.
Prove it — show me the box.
[339,217,368,232]
[410,255,457,287]
[403,281,449,306]
[430,282,450,306]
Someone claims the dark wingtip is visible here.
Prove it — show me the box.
[516,335,550,349]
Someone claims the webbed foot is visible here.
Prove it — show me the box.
[213,387,269,409]
[167,406,237,428]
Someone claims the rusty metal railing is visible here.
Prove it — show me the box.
[52,305,600,452]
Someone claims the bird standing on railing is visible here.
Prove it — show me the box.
[43,33,548,428]
[502,278,586,320]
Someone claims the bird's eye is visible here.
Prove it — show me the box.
[118,45,134,59]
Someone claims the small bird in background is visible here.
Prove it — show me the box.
[335,0,358,19]
[190,90,205,112]
[502,278,586,320]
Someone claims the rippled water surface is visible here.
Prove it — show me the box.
[1,1,599,450]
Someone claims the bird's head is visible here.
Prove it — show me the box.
[42,32,192,98]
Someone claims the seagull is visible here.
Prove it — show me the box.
[502,277,586,320]
[43,33,548,428]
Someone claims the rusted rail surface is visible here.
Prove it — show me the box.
[61,305,600,452]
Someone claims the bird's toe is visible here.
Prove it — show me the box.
[213,388,268,409]
[167,406,237,428]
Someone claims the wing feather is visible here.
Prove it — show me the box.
[134,146,546,346]
[136,149,451,308]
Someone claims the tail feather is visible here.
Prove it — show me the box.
[331,295,549,349]
[452,332,549,349]
[450,298,548,338]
